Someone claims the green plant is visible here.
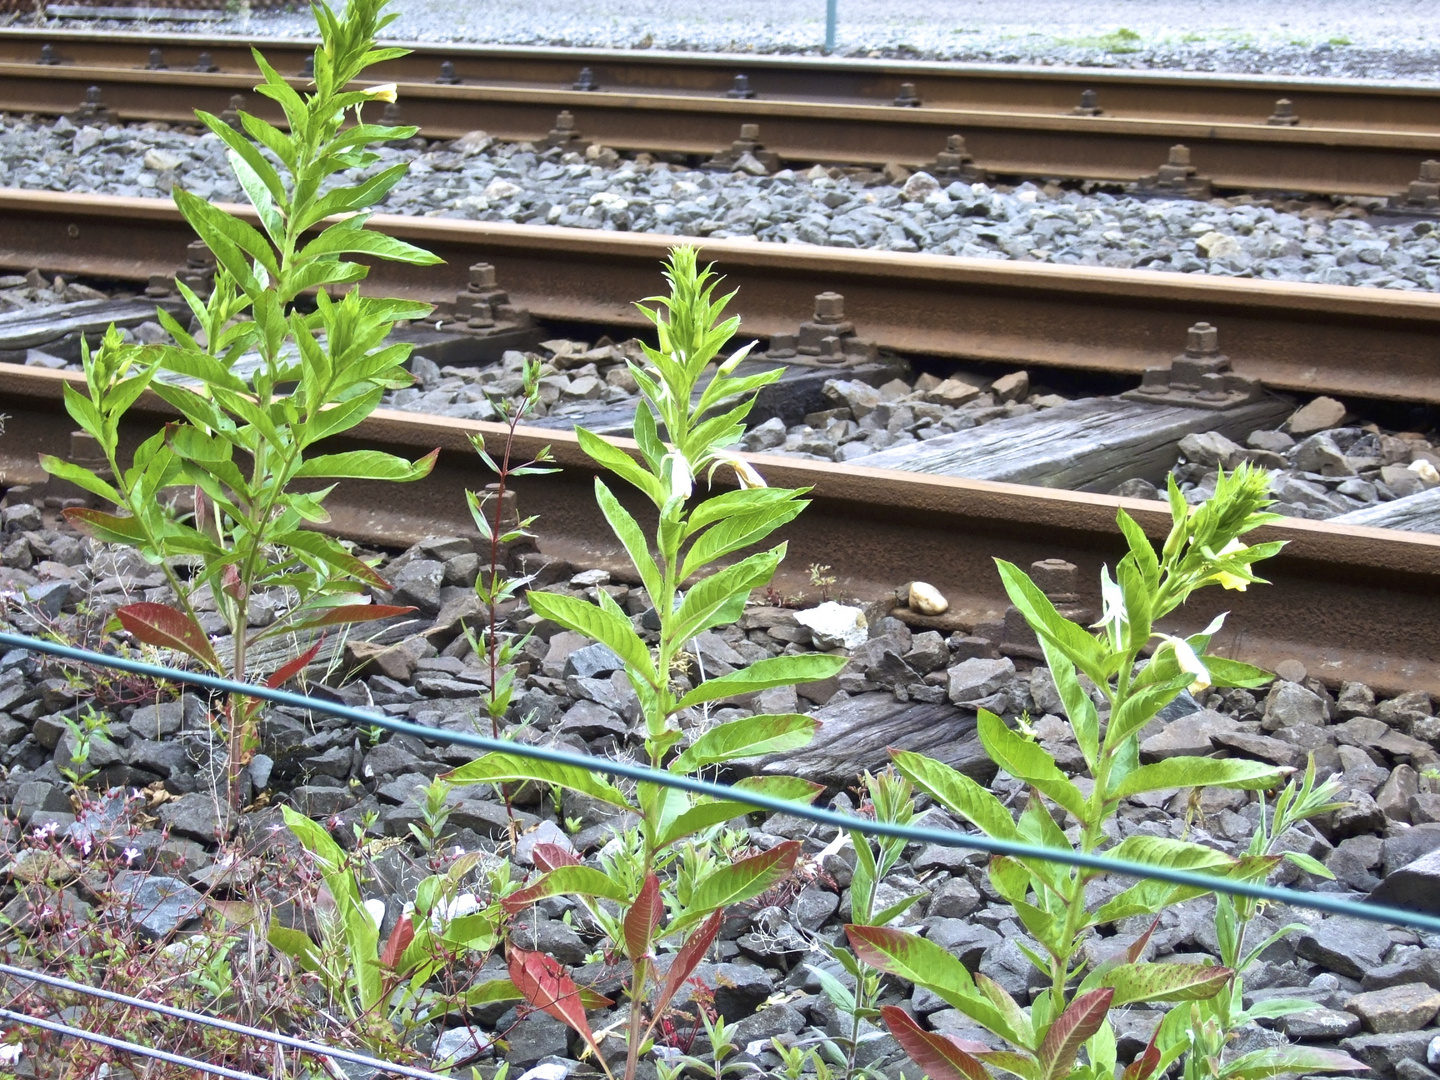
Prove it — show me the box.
[407,776,454,858]
[663,1012,757,1080]
[462,354,556,832]
[1164,762,1356,1080]
[58,705,112,788]
[40,0,441,809]
[442,247,848,1080]
[844,466,1365,1080]
[271,807,519,1055]
[811,770,919,1080]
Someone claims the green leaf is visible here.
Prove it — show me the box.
[656,775,821,846]
[671,713,818,772]
[442,751,635,811]
[294,448,438,481]
[297,217,442,266]
[594,478,663,604]
[891,749,1018,841]
[302,387,386,444]
[845,925,1018,1043]
[977,711,1086,820]
[680,495,807,580]
[1039,645,1099,771]
[670,546,784,643]
[501,866,630,912]
[1242,998,1323,1022]
[267,920,320,972]
[1217,1047,1367,1080]
[526,590,656,687]
[1099,962,1232,1006]
[1112,758,1286,799]
[674,653,846,710]
[575,428,663,504]
[1205,657,1276,689]
[995,559,1107,682]
[39,456,120,504]
[670,840,799,933]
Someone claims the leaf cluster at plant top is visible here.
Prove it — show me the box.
[41,0,441,809]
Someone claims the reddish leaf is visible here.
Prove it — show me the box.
[624,873,663,962]
[193,485,208,533]
[1126,917,1160,965]
[379,914,415,970]
[651,908,722,1022]
[881,1005,989,1080]
[117,602,221,670]
[1122,1030,1163,1080]
[532,843,581,873]
[222,563,245,601]
[290,604,416,631]
[62,506,148,544]
[264,636,324,689]
[507,946,609,1044]
[1039,988,1114,1080]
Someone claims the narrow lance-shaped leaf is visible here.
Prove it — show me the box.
[116,602,222,671]
[1038,988,1114,1080]
[669,840,800,933]
[507,947,610,1050]
[650,908,722,1023]
[880,1005,991,1080]
[624,873,663,961]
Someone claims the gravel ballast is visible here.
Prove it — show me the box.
[6,115,1440,293]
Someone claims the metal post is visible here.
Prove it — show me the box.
[825,0,837,53]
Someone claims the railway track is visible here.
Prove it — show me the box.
[1,189,1438,406]
[2,361,1438,698]
[1,29,1439,197]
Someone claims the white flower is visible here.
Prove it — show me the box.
[122,847,141,865]
[1090,565,1127,646]
[0,1040,21,1065]
[31,821,59,841]
[430,892,482,933]
[362,898,386,931]
[1157,634,1211,694]
[709,448,768,490]
[364,83,398,103]
[1209,538,1251,591]
[662,451,693,503]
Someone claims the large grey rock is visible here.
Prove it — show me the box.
[946,656,1015,705]
[1280,1007,1362,1040]
[562,642,624,679]
[1298,917,1392,979]
[1345,983,1440,1034]
[1370,849,1440,914]
[110,871,204,937]
[1263,681,1328,730]
[158,792,235,844]
[391,559,444,615]
[1341,1030,1436,1077]
[1139,709,1238,762]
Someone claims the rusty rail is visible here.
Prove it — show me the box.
[1,29,1439,195]
[1,189,1439,405]
[2,363,1437,696]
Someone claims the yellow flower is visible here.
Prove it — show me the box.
[1211,537,1249,591]
[365,83,398,103]
[710,448,768,490]
[1158,634,1210,694]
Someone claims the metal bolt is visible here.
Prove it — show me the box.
[893,82,921,107]
[1267,98,1299,125]
[554,110,576,131]
[381,101,402,126]
[69,431,104,460]
[469,263,498,289]
[1168,144,1191,167]
[298,55,314,79]
[1186,322,1219,356]
[187,239,216,268]
[726,73,756,99]
[38,44,58,66]
[194,52,216,72]
[946,134,969,154]
[1420,160,1440,182]
[813,291,845,322]
[229,94,245,110]
[147,48,166,70]
[738,123,760,142]
[573,66,598,91]
[1079,89,1098,111]
[1029,559,1078,597]
[436,60,460,84]
[85,86,103,106]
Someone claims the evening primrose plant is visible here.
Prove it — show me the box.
[847,466,1364,1080]
[442,248,847,1080]
[41,0,440,807]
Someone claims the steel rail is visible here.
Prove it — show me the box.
[5,629,1440,935]
[1,189,1438,406]
[5,27,1440,130]
[0,31,1437,195]
[3,363,1439,695]
[0,964,465,1080]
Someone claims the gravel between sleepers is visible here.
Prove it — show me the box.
[5,114,1439,293]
